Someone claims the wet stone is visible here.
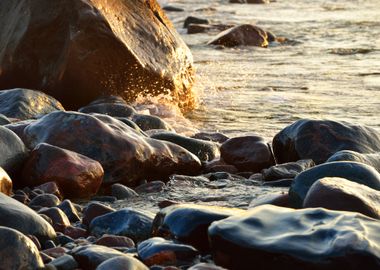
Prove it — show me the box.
[208,205,380,270]
[58,200,81,223]
[184,16,210,28]
[111,183,139,200]
[304,177,380,219]
[96,255,149,270]
[135,181,166,194]
[78,102,136,118]
[48,254,78,270]
[95,235,135,248]
[132,114,173,131]
[137,237,199,267]
[91,196,117,203]
[0,226,44,270]
[152,204,245,252]
[82,202,115,227]
[262,159,315,181]
[29,194,61,209]
[327,150,380,172]
[72,245,125,270]
[35,182,62,199]
[38,207,70,229]
[90,208,155,242]
[249,192,291,208]
[192,132,229,144]
[289,161,380,207]
[188,263,228,270]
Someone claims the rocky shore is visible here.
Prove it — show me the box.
[0,0,379,270]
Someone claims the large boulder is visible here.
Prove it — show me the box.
[208,205,380,270]
[21,143,104,199]
[304,177,380,219]
[0,226,44,270]
[0,88,64,120]
[0,0,195,110]
[19,111,201,186]
[0,192,56,243]
[289,161,380,207]
[327,150,380,172]
[273,119,380,164]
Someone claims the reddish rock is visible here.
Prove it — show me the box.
[64,226,88,239]
[21,112,201,186]
[208,24,268,47]
[22,143,103,199]
[220,135,275,172]
[95,235,135,248]
[42,247,68,258]
[304,177,380,219]
[0,167,12,195]
[82,202,115,227]
[0,0,195,110]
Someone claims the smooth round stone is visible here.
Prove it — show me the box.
[304,177,380,218]
[29,194,61,209]
[188,263,228,270]
[137,237,199,266]
[272,119,380,164]
[249,192,290,208]
[72,245,126,270]
[90,208,154,242]
[220,135,275,172]
[151,132,220,162]
[96,255,149,270]
[58,200,81,223]
[0,167,12,195]
[79,102,136,118]
[262,159,315,181]
[0,226,44,270]
[22,143,104,199]
[208,205,380,270]
[183,16,209,28]
[38,207,70,229]
[208,24,268,47]
[192,132,229,144]
[327,150,380,172]
[111,183,139,200]
[289,161,380,207]
[82,202,115,227]
[132,114,172,131]
[48,254,78,270]
[0,88,64,120]
[152,204,245,252]
[95,235,135,248]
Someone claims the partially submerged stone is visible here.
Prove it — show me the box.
[327,150,380,172]
[208,205,380,270]
[262,159,315,181]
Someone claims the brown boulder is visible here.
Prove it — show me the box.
[0,167,12,195]
[22,143,104,199]
[304,177,380,219]
[0,0,195,110]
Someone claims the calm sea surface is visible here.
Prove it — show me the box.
[154,0,380,139]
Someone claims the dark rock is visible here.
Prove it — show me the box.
[0,125,27,177]
[38,207,70,229]
[230,0,269,3]
[0,88,64,120]
[95,234,135,248]
[21,111,201,185]
[43,247,68,258]
[79,102,136,118]
[304,177,380,219]
[64,225,87,239]
[27,234,42,250]
[0,226,44,269]
[0,167,12,195]
[135,181,165,194]
[57,235,74,246]
[272,119,380,164]
[82,202,115,227]
[327,150,380,172]
[48,254,78,270]
[72,245,125,270]
[0,0,195,110]
[208,205,380,270]
[96,255,149,270]
[184,17,209,28]
[22,143,103,199]
[91,195,117,203]
[262,159,315,181]
[266,31,276,42]
[192,132,229,143]
[220,135,275,172]
[35,182,62,199]
[0,114,11,125]
[151,132,220,162]
[58,200,81,223]
[261,178,293,187]
[290,161,380,207]
[44,240,56,249]
[188,24,213,34]
[29,194,61,209]
[188,263,228,270]
[90,208,154,242]
[132,114,172,131]
[249,192,290,208]
[152,204,245,252]
[111,183,139,200]
[137,237,199,267]
[162,6,185,12]
[208,24,268,47]
[203,159,239,174]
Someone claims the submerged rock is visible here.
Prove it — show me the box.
[208,205,380,270]
[137,237,199,266]
[273,119,380,164]
[0,192,56,243]
[0,226,44,270]
[0,0,195,110]
[90,208,154,242]
[152,204,244,252]
[0,88,64,120]
[208,24,268,47]
[22,143,103,199]
[327,150,380,172]
[220,135,275,172]
[304,177,380,219]
[184,16,209,28]
[289,161,380,207]
[262,159,315,181]
[21,111,201,186]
